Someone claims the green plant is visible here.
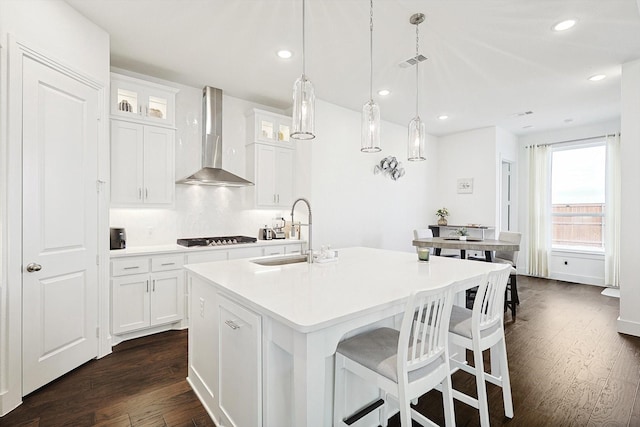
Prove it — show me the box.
[455,227,469,236]
[436,207,449,219]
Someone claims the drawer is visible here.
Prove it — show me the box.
[152,255,184,272]
[284,244,303,254]
[186,251,228,264]
[228,246,264,260]
[111,257,149,277]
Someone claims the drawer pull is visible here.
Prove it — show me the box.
[160,262,175,266]
[225,320,240,330]
[124,266,140,270]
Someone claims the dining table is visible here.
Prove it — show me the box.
[412,237,520,262]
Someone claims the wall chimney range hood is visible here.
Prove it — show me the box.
[176,86,253,187]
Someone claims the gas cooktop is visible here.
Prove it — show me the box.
[177,236,257,247]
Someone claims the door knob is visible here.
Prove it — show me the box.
[26,263,42,272]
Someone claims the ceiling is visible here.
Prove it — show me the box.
[66,0,640,136]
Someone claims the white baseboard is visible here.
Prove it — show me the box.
[617,317,640,337]
[601,288,620,298]
[549,272,604,286]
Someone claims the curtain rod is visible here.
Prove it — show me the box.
[525,132,619,148]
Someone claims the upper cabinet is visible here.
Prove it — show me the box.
[246,109,295,208]
[111,72,179,128]
[247,108,292,147]
[110,120,175,206]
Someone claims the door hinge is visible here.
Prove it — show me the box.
[96,327,99,338]
[96,255,100,265]
[96,179,106,193]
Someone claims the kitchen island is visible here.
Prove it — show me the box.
[184,247,504,427]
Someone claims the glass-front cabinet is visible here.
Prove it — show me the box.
[111,72,179,127]
[247,108,292,146]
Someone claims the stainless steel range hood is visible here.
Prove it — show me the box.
[176,86,253,187]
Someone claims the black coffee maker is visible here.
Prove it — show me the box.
[110,227,126,250]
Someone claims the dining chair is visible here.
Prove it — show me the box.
[448,265,513,427]
[493,231,522,319]
[333,285,456,427]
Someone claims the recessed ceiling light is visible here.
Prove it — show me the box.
[564,118,574,123]
[377,89,390,96]
[437,115,449,120]
[553,19,576,31]
[522,125,534,129]
[277,50,293,59]
[588,74,606,82]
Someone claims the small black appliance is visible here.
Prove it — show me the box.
[110,227,126,250]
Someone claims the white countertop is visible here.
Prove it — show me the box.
[109,239,305,258]
[184,246,505,333]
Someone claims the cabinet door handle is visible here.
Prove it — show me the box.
[124,266,139,270]
[138,188,142,200]
[152,279,156,292]
[146,280,149,292]
[160,262,175,266]
[145,188,148,199]
[277,194,280,203]
[225,320,240,330]
[139,105,142,115]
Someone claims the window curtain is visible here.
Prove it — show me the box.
[527,144,551,277]
[605,134,621,288]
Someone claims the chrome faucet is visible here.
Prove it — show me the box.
[291,198,313,263]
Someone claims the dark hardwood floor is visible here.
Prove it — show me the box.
[1,276,639,427]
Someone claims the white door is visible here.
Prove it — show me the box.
[501,161,512,231]
[21,56,99,395]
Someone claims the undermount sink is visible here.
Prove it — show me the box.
[251,254,308,266]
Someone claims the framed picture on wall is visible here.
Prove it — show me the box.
[457,178,473,194]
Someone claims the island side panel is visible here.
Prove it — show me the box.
[187,274,221,424]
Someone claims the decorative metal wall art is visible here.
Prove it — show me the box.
[374,156,406,181]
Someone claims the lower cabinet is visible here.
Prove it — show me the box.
[111,254,184,337]
[188,275,263,427]
[217,294,262,427]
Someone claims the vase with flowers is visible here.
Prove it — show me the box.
[436,207,449,226]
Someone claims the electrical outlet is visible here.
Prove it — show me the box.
[199,297,205,318]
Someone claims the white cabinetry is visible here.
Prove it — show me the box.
[217,294,262,427]
[247,143,294,208]
[110,120,175,206]
[111,72,178,127]
[246,109,295,208]
[111,254,184,339]
[247,108,291,145]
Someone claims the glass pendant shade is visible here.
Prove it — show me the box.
[291,75,316,140]
[407,115,426,161]
[361,100,381,152]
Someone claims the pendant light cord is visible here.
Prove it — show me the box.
[369,0,374,102]
[415,21,420,117]
[302,0,306,77]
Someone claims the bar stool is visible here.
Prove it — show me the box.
[333,284,457,427]
[449,265,513,427]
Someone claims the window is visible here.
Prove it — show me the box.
[551,143,605,251]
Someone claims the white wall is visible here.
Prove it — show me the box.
[306,100,437,253]
[0,0,110,415]
[619,59,640,337]
[436,127,499,227]
[517,120,620,284]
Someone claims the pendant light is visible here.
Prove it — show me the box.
[291,0,316,140]
[361,0,381,152]
[407,13,426,161]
